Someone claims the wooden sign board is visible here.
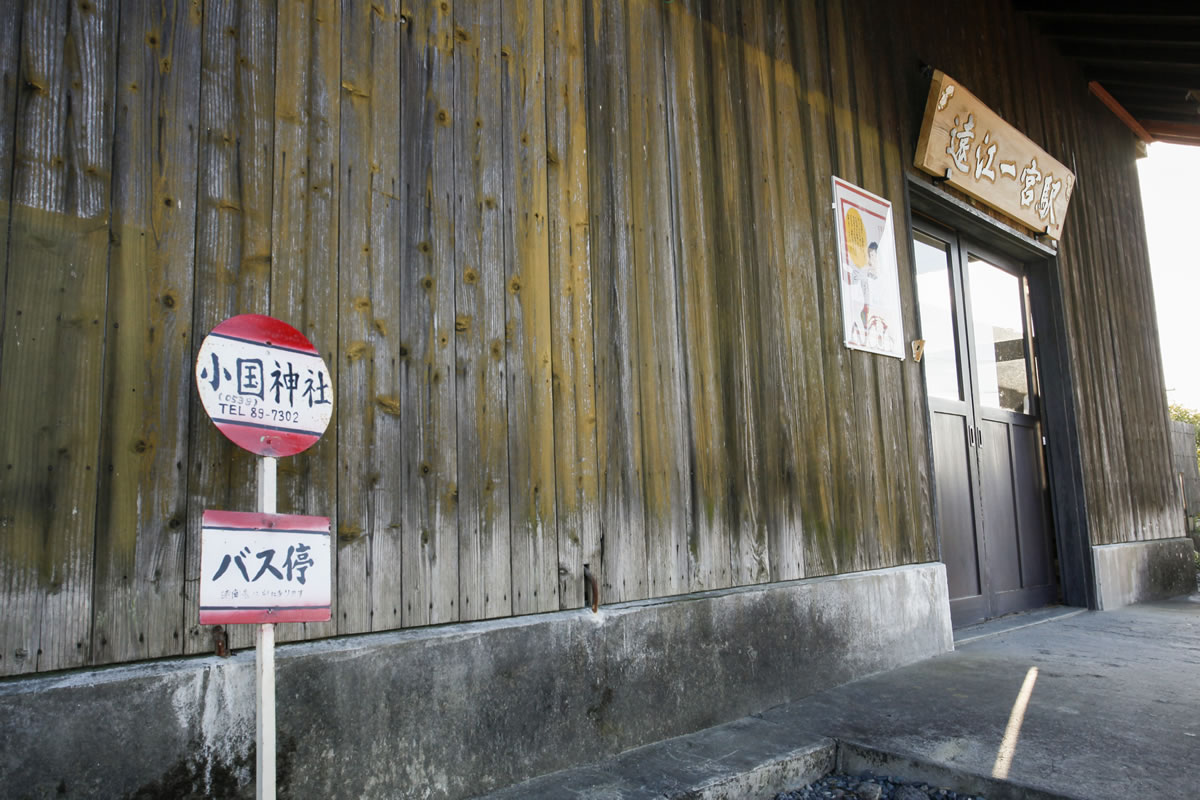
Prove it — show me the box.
[915,70,1075,240]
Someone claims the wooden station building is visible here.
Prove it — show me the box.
[1,1,1198,797]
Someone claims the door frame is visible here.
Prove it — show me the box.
[905,177,1097,612]
[914,216,1058,625]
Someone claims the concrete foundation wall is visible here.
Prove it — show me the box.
[0,564,950,799]
[1091,538,1196,610]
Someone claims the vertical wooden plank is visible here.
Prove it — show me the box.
[338,0,402,634]
[1011,10,1045,151]
[764,0,838,577]
[185,0,277,656]
[1057,56,1119,547]
[824,0,879,573]
[1104,117,1159,541]
[784,0,859,575]
[1087,108,1138,540]
[0,1,21,296]
[965,0,1002,120]
[0,5,22,667]
[845,0,903,569]
[0,8,16,621]
[738,0,807,582]
[705,0,769,586]
[1052,68,1120,546]
[624,0,691,597]
[545,0,601,609]
[884,0,935,183]
[1088,125,1133,544]
[362,2,404,631]
[662,0,733,592]
[0,0,116,675]
[453,0,512,621]
[873,0,935,565]
[92,0,203,666]
[399,0,459,627]
[583,0,648,603]
[336,0,371,636]
[1098,112,1169,541]
[503,0,558,614]
[1067,98,1121,546]
[993,0,1029,141]
[271,0,341,640]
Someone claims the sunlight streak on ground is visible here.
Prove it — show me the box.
[992,666,1039,779]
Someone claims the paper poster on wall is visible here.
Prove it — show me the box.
[832,176,906,359]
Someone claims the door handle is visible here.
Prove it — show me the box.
[976,426,983,450]
[967,425,974,447]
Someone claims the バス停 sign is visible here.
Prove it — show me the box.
[199,509,332,625]
[195,314,333,457]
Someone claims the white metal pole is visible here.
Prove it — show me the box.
[258,456,278,515]
[256,621,276,799]
[256,456,277,800]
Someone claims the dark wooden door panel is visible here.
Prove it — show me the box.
[1013,423,1055,590]
[979,420,1022,593]
[932,411,982,602]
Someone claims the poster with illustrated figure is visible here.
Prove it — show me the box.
[832,176,905,359]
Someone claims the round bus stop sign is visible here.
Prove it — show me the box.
[195,314,333,457]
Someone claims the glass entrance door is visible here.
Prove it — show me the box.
[914,220,1058,627]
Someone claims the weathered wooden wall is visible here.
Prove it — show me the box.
[0,0,1177,676]
[879,0,1179,549]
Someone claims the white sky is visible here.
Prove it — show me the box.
[1138,142,1200,412]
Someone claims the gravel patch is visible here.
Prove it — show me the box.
[775,772,986,800]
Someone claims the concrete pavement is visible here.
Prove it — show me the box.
[481,596,1200,799]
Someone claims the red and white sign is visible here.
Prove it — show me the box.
[195,314,333,457]
[199,510,332,625]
